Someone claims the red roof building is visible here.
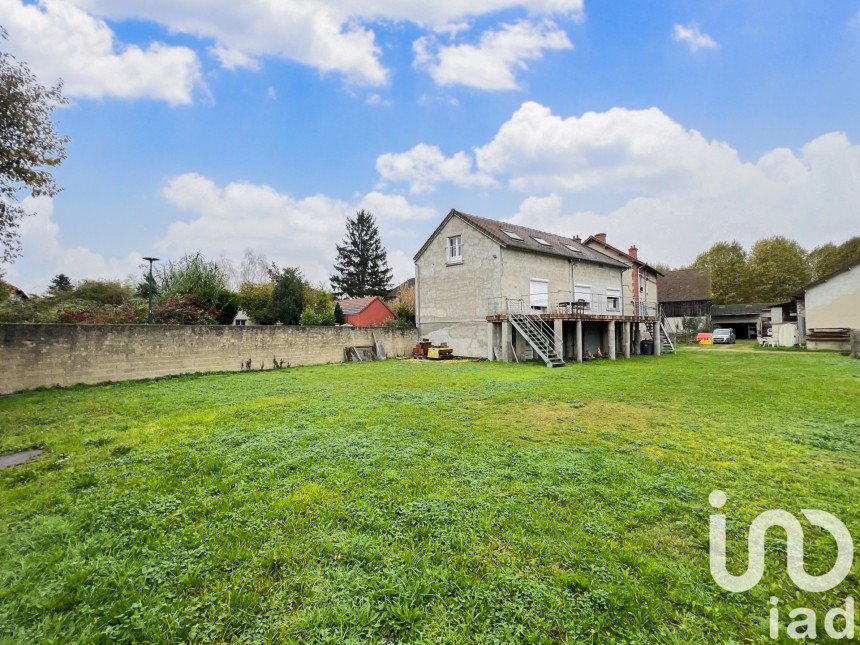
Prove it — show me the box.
[337,296,396,327]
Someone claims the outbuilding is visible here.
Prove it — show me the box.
[795,263,859,351]
[337,296,396,327]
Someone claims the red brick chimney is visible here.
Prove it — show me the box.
[572,235,581,243]
[594,233,607,244]
[628,245,638,260]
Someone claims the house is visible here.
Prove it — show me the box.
[232,310,250,326]
[710,303,779,339]
[582,233,663,316]
[794,262,859,351]
[658,269,712,333]
[337,296,396,327]
[414,209,670,366]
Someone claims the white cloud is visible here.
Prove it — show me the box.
[672,23,719,53]
[414,20,572,90]
[0,0,203,105]
[491,115,860,265]
[69,0,584,86]
[357,191,437,221]
[365,92,391,106]
[158,173,431,283]
[4,197,143,293]
[376,143,497,194]
[474,101,743,193]
[376,101,859,266]
[209,44,260,71]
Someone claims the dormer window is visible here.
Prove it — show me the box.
[501,230,524,240]
[446,235,462,263]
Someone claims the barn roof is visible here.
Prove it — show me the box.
[657,269,711,303]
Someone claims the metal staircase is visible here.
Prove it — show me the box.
[646,307,676,353]
[507,300,565,367]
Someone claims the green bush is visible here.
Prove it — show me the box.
[300,290,335,326]
[71,280,132,306]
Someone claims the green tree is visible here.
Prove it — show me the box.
[0,29,68,262]
[266,267,305,325]
[334,302,345,325]
[693,241,752,304]
[809,236,860,280]
[238,282,275,324]
[748,236,811,302]
[48,273,73,296]
[300,290,336,326]
[330,210,393,297]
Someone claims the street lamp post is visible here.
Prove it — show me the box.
[143,257,159,324]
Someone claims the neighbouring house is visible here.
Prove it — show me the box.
[387,278,415,301]
[232,310,250,326]
[794,262,859,351]
[710,303,779,340]
[414,209,671,366]
[337,296,396,327]
[582,233,663,316]
[658,269,712,334]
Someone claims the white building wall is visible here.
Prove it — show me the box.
[416,217,502,357]
[805,268,860,330]
[416,215,626,358]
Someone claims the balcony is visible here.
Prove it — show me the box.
[487,290,659,321]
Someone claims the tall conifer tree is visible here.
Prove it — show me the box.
[330,210,393,297]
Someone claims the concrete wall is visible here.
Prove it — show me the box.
[805,268,860,330]
[0,324,416,394]
[416,216,502,358]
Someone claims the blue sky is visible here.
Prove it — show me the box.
[2,0,859,292]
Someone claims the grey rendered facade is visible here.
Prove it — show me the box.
[414,210,665,363]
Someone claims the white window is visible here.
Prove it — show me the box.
[446,235,462,263]
[531,236,552,246]
[530,279,549,311]
[606,288,621,311]
[562,244,583,254]
[574,284,592,308]
[501,230,524,240]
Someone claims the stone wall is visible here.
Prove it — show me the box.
[0,324,416,394]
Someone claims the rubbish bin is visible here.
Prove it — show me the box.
[640,339,654,355]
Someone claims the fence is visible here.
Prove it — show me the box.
[488,291,659,317]
[0,324,417,394]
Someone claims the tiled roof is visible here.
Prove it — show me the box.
[337,296,380,315]
[415,210,627,268]
[582,236,664,276]
[657,269,711,303]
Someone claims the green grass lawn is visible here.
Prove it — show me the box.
[1,350,858,643]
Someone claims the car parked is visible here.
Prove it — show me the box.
[712,328,736,344]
